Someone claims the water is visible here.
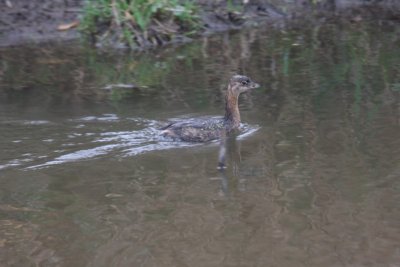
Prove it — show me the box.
[1,20,400,267]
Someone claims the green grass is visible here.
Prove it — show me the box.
[80,0,113,33]
[227,0,243,13]
[80,0,200,48]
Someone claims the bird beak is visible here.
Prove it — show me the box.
[251,82,260,89]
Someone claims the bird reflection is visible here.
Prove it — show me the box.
[216,129,243,196]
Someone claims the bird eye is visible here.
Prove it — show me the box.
[241,80,248,85]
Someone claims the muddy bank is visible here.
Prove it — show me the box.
[0,0,399,48]
[0,0,83,47]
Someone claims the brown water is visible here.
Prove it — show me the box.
[1,20,400,267]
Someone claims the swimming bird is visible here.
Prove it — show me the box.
[161,75,260,142]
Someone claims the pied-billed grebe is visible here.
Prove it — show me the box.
[161,75,260,142]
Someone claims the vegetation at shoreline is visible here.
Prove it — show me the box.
[80,0,203,48]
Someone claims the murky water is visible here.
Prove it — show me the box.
[1,20,400,267]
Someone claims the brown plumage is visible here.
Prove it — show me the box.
[161,75,260,142]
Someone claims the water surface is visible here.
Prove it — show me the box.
[1,20,400,267]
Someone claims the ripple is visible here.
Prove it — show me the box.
[0,158,34,170]
[0,120,52,126]
[1,117,259,171]
[71,114,120,122]
[22,120,51,125]
[26,144,121,169]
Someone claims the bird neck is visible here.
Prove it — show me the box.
[224,86,241,130]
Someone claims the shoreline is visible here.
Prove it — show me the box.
[0,1,398,48]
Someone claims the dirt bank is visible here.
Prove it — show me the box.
[0,0,399,48]
[0,0,83,46]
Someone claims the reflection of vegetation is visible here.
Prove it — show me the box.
[272,22,400,122]
[85,42,204,91]
[1,21,399,113]
[0,40,207,109]
[282,48,290,77]
[266,21,400,204]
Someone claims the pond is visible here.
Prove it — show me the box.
[1,19,400,266]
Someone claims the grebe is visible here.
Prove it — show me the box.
[161,75,260,142]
